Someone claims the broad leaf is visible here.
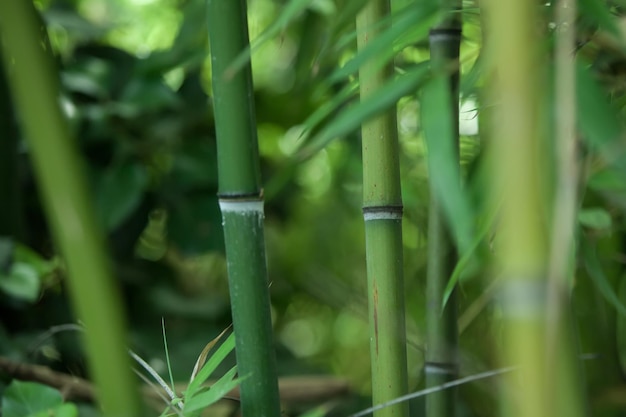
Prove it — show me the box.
[2,381,63,417]
[578,208,612,230]
[96,161,148,231]
[582,240,626,317]
[577,61,622,151]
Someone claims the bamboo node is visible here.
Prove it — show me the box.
[362,205,403,221]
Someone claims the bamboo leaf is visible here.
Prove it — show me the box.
[582,240,626,317]
[302,82,359,137]
[328,2,438,84]
[578,0,621,38]
[225,0,313,78]
[588,168,626,192]
[186,331,236,399]
[184,367,244,413]
[189,326,232,383]
[96,161,148,231]
[578,208,612,230]
[442,206,497,309]
[298,62,431,157]
[421,76,474,253]
[576,61,622,150]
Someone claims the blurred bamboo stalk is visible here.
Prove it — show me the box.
[357,2,409,417]
[483,0,548,416]
[425,3,462,417]
[207,1,281,417]
[546,0,587,416]
[0,2,139,417]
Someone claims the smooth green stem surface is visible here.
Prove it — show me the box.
[358,2,409,417]
[425,6,461,417]
[219,204,280,417]
[0,2,139,417]
[425,199,458,417]
[485,0,548,416]
[207,1,281,417]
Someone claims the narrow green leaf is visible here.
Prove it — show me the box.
[302,82,359,136]
[184,367,244,413]
[225,0,312,78]
[422,76,474,253]
[328,2,437,84]
[185,332,236,398]
[442,206,498,308]
[578,208,612,230]
[299,62,431,157]
[582,240,626,317]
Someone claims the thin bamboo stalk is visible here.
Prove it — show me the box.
[484,0,547,416]
[545,1,587,415]
[425,5,462,417]
[357,2,409,417]
[0,2,139,417]
[207,1,281,417]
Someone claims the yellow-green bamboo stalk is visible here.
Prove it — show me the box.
[545,1,587,416]
[207,1,281,417]
[425,4,462,417]
[0,2,139,417]
[483,0,548,416]
[357,2,409,417]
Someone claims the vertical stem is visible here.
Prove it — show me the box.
[484,0,547,416]
[0,3,139,417]
[357,2,409,417]
[546,1,587,416]
[425,7,462,417]
[207,1,281,417]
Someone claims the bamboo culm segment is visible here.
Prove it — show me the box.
[484,0,548,416]
[0,2,139,416]
[358,1,409,417]
[208,1,281,416]
[425,20,461,417]
[219,198,280,417]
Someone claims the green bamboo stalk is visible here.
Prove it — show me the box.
[484,0,547,416]
[357,2,409,417]
[207,1,281,417]
[545,0,587,415]
[0,2,139,417]
[425,5,462,417]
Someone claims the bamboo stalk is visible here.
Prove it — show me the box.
[545,0,587,415]
[207,1,281,417]
[357,2,409,417]
[483,0,548,416]
[425,4,462,417]
[0,2,139,417]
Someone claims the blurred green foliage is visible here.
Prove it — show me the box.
[0,0,626,416]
